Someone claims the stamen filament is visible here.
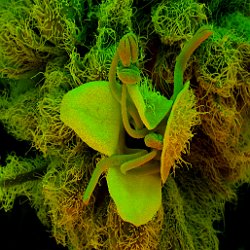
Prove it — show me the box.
[121,84,148,139]
[173,26,213,100]
[109,50,122,103]
[109,51,144,130]
[83,158,109,205]
[120,149,158,174]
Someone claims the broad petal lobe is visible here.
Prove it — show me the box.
[107,162,162,226]
[60,81,122,156]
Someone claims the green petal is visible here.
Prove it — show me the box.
[107,160,162,226]
[127,84,173,130]
[60,81,122,156]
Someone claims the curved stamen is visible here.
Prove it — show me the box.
[109,50,143,130]
[109,50,121,103]
[83,150,148,204]
[83,157,109,205]
[121,84,148,139]
[120,149,158,174]
[132,160,160,176]
[173,26,213,100]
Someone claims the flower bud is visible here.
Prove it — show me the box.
[117,33,139,67]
